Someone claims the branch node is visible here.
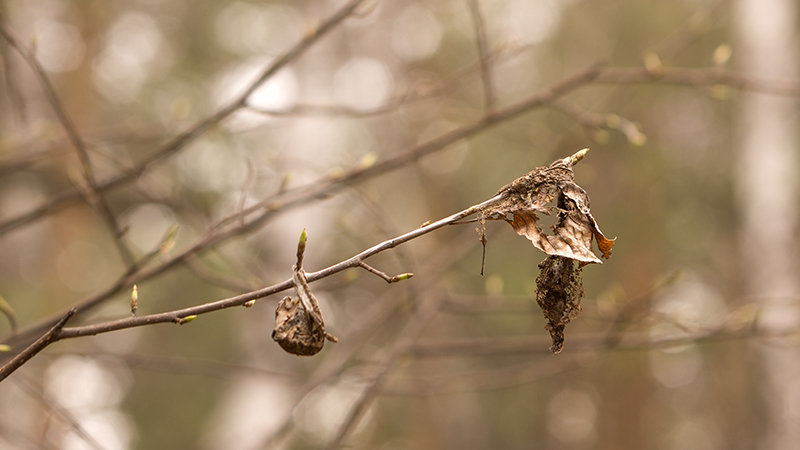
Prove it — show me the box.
[357,261,412,284]
[0,307,77,382]
[174,315,197,325]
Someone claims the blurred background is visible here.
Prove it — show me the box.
[1,0,799,448]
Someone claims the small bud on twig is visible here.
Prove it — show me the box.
[130,284,139,316]
[296,228,307,268]
[390,272,414,282]
[175,315,197,325]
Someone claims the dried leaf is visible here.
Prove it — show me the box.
[483,148,615,264]
[272,296,330,356]
[536,256,584,354]
[481,149,616,353]
[272,266,337,356]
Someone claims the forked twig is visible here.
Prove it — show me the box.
[0,308,76,382]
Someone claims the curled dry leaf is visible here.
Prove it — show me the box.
[272,295,336,356]
[536,256,583,354]
[272,265,338,356]
[484,149,614,263]
[480,149,615,353]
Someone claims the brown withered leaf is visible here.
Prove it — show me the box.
[536,256,583,354]
[272,295,329,356]
[480,149,615,353]
[483,149,615,263]
[272,266,337,356]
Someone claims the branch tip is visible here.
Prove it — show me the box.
[296,228,308,268]
[130,284,139,316]
[390,272,414,283]
[568,148,590,167]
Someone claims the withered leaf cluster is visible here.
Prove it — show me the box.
[272,236,337,356]
[480,149,615,353]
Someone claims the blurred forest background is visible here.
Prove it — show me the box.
[1,0,799,449]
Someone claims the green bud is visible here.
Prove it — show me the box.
[177,315,197,324]
[392,272,414,282]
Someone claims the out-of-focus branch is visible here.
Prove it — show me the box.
[325,295,441,450]
[53,194,502,340]
[466,0,495,111]
[0,61,680,364]
[0,23,135,265]
[0,10,28,124]
[4,58,800,375]
[258,227,480,449]
[0,0,370,236]
[408,323,798,358]
[595,66,800,96]
[0,189,501,378]
[3,58,798,239]
[13,376,105,450]
[0,308,76,382]
[549,97,646,145]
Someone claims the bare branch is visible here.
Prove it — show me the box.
[49,194,503,342]
[466,0,495,111]
[0,295,18,333]
[357,261,413,284]
[259,228,481,448]
[325,295,442,449]
[0,0,370,237]
[595,66,800,96]
[13,376,105,450]
[549,97,645,145]
[5,57,800,373]
[1,62,603,364]
[0,308,76,382]
[0,22,135,265]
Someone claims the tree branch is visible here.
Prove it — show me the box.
[0,23,135,265]
[0,308,76,382]
[52,194,503,341]
[466,0,495,111]
[0,0,369,236]
[1,60,601,359]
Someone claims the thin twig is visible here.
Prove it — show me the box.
[595,66,800,96]
[0,308,76,382]
[184,257,255,293]
[466,0,495,111]
[1,61,597,362]
[0,0,370,237]
[549,97,644,144]
[0,11,27,124]
[357,261,413,284]
[3,59,592,356]
[407,326,799,358]
[13,375,106,450]
[7,60,800,366]
[0,295,18,333]
[0,23,135,266]
[3,63,800,238]
[324,295,441,449]
[50,194,503,341]
[257,228,480,449]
